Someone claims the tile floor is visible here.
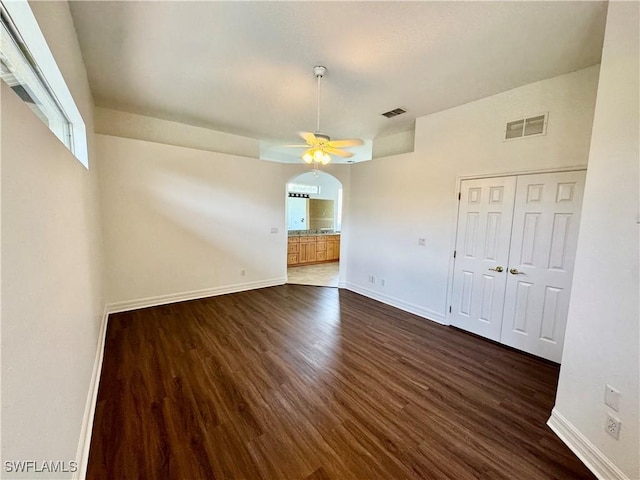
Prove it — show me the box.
[286,262,339,287]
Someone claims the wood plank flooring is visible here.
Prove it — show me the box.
[87,285,595,480]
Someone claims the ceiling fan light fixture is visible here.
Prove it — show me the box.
[303,151,313,164]
[302,146,333,165]
[302,146,332,165]
[289,65,362,166]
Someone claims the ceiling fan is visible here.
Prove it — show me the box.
[286,66,363,165]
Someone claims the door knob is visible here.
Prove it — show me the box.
[488,266,504,272]
[510,268,525,275]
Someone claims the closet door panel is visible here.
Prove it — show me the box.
[500,171,586,362]
[450,177,517,341]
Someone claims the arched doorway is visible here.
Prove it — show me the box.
[286,171,342,287]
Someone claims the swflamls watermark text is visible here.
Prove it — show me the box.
[4,460,78,473]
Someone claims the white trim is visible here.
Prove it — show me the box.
[456,165,587,182]
[344,282,446,325]
[106,278,286,314]
[74,306,110,480]
[2,0,88,167]
[547,409,630,480]
[443,173,463,326]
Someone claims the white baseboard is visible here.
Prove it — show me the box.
[74,306,110,480]
[547,408,630,480]
[106,277,286,313]
[344,282,446,325]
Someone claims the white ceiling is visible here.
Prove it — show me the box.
[69,1,607,163]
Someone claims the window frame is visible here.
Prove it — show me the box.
[1,0,88,168]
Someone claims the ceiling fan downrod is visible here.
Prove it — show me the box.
[313,66,327,134]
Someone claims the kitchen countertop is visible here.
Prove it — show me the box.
[288,231,340,237]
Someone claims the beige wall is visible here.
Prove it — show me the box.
[98,134,286,308]
[97,134,352,308]
[345,66,599,321]
[94,107,260,159]
[552,2,639,478]
[1,2,104,477]
[372,129,415,158]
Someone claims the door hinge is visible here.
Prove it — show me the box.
[453,250,457,258]
[449,305,452,313]
[458,192,461,201]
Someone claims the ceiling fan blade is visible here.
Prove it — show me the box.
[327,138,364,148]
[298,131,317,144]
[324,147,354,158]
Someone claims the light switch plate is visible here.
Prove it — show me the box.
[605,384,620,411]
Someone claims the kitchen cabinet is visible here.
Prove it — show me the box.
[287,234,339,266]
[316,239,327,262]
[326,235,340,261]
[287,237,299,265]
[299,236,317,264]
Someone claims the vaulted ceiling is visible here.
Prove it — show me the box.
[69,1,607,162]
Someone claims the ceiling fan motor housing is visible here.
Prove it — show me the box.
[313,65,327,78]
[314,133,331,144]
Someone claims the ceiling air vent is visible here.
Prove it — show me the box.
[505,113,548,140]
[382,107,407,118]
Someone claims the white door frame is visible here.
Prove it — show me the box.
[444,165,587,327]
[284,171,346,286]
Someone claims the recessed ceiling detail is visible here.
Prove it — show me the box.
[69,1,607,163]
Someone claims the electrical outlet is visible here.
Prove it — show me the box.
[418,238,426,246]
[371,275,376,284]
[380,279,385,287]
[270,227,278,234]
[240,269,246,277]
[605,385,620,411]
[605,413,621,440]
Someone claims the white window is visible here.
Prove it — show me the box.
[288,183,320,195]
[0,1,88,167]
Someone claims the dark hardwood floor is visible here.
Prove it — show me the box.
[87,285,594,480]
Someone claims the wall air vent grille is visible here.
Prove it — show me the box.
[382,108,407,118]
[505,113,548,141]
